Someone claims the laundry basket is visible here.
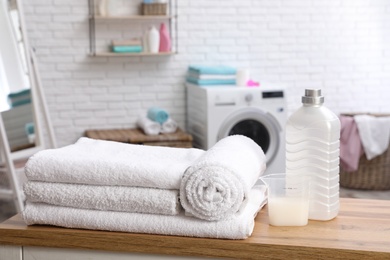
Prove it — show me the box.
[141,3,167,15]
[339,113,390,190]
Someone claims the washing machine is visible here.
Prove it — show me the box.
[186,84,287,174]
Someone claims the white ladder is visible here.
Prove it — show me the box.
[0,116,24,212]
[0,0,57,213]
[0,51,57,213]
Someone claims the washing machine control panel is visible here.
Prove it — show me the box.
[210,88,285,107]
[245,93,253,102]
[262,91,284,99]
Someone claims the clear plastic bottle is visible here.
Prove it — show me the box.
[286,89,340,221]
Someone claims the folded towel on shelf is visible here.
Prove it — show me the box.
[354,115,390,160]
[136,115,161,135]
[186,72,236,80]
[8,98,31,108]
[180,135,266,221]
[186,83,236,89]
[24,181,181,216]
[7,88,30,98]
[7,88,31,108]
[111,39,142,47]
[112,45,143,53]
[23,185,266,239]
[147,107,169,124]
[161,118,178,134]
[186,77,236,86]
[339,115,364,172]
[25,137,205,189]
[188,65,236,75]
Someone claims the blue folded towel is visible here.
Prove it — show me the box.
[186,77,236,86]
[7,88,32,107]
[147,107,169,124]
[7,88,31,98]
[112,45,143,53]
[188,65,236,75]
[9,98,31,108]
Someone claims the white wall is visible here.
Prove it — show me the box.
[23,0,390,147]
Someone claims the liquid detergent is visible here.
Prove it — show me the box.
[286,89,340,221]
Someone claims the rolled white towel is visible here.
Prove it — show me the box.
[25,137,205,189]
[180,135,266,221]
[161,118,178,134]
[136,115,161,135]
[22,185,267,240]
[24,181,181,216]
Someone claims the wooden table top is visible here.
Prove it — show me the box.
[1,198,390,259]
[85,128,193,144]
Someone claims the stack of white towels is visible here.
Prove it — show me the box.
[22,135,267,239]
[137,107,178,135]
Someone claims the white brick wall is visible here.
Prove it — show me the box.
[23,0,390,147]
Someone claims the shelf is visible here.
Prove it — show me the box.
[89,51,176,57]
[88,0,178,58]
[90,15,174,20]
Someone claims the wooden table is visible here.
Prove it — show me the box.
[85,128,193,148]
[0,198,389,259]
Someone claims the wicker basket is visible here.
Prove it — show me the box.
[340,147,390,190]
[84,128,193,148]
[339,113,390,190]
[141,3,167,15]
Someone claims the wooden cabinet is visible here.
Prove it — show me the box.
[87,0,177,57]
[1,199,390,259]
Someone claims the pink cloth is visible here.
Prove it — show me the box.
[246,80,260,87]
[340,115,364,172]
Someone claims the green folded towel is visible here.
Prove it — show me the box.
[188,65,237,75]
[9,98,31,107]
[112,45,143,53]
[186,77,236,86]
[7,88,30,98]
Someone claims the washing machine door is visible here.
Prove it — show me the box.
[217,108,282,165]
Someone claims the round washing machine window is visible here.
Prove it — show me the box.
[228,119,271,153]
[217,108,281,165]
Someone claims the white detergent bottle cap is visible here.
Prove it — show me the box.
[302,89,324,105]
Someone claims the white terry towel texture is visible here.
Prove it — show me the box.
[354,115,390,160]
[25,137,205,189]
[23,185,266,240]
[136,115,161,136]
[161,118,178,134]
[24,181,180,216]
[180,135,266,221]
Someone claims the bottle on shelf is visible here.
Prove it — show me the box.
[285,89,340,221]
[106,0,119,17]
[159,23,171,52]
[98,0,107,16]
[143,30,149,53]
[148,26,160,53]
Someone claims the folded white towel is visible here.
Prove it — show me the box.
[354,115,390,160]
[180,135,266,221]
[23,185,266,239]
[161,118,178,134]
[24,181,180,216]
[25,137,205,189]
[136,116,161,136]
